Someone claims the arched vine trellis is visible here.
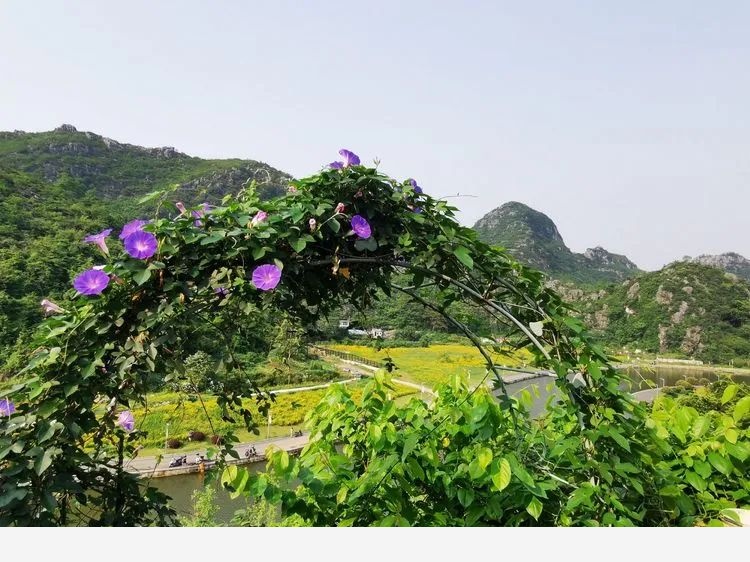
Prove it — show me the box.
[1,151,678,525]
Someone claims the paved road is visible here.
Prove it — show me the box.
[126,433,309,476]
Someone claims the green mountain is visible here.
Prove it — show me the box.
[472,202,641,284]
[0,124,290,202]
[566,262,750,365]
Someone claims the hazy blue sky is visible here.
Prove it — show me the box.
[1,1,748,270]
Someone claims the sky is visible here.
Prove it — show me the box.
[1,0,748,270]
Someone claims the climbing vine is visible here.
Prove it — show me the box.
[1,150,747,526]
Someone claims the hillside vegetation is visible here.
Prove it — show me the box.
[571,262,750,366]
[0,168,128,359]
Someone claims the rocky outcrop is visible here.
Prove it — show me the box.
[626,281,640,300]
[671,301,689,324]
[683,252,750,281]
[655,285,673,305]
[681,326,703,355]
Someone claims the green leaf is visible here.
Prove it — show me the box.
[336,486,348,505]
[369,424,382,444]
[477,447,493,470]
[707,452,733,476]
[566,485,594,510]
[34,448,54,476]
[327,218,341,233]
[468,459,485,480]
[693,460,712,479]
[721,384,738,405]
[526,497,543,521]
[491,458,512,491]
[132,268,151,286]
[252,246,267,260]
[691,416,710,439]
[607,427,631,452]
[457,488,474,508]
[725,428,739,444]
[354,237,378,252]
[684,471,706,492]
[453,246,474,269]
[200,231,226,245]
[507,454,535,489]
[401,433,419,461]
[733,396,750,422]
[289,237,307,253]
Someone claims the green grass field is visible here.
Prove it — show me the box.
[327,343,534,388]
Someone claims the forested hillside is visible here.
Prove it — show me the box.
[562,262,750,365]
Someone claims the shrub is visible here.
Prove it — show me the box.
[188,430,206,442]
[166,438,182,449]
[210,435,224,445]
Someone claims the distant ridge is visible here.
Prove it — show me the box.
[0,124,292,202]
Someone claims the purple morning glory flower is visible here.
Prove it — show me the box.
[119,219,148,240]
[117,410,135,432]
[340,149,360,167]
[351,215,372,239]
[40,299,65,315]
[409,179,423,194]
[412,207,423,214]
[73,268,110,296]
[252,264,282,291]
[175,201,187,215]
[251,211,268,226]
[0,398,15,417]
[215,286,229,297]
[83,228,113,256]
[124,231,158,260]
[329,149,360,169]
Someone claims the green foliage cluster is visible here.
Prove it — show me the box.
[664,377,750,415]
[648,381,750,518]
[232,371,749,526]
[579,262,750,365]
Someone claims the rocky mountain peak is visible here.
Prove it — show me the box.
[473,202,641,284]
